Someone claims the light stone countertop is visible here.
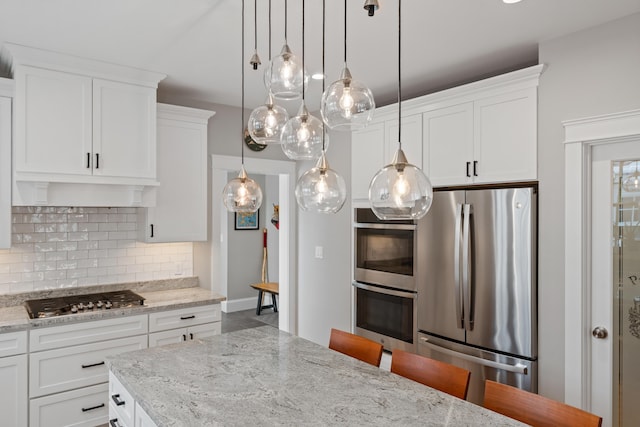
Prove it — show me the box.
[0,278,225,332]
[107,326,528,427]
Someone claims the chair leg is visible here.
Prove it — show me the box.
[256,290,264,315]
[272,293,278,313]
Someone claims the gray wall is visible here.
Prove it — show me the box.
[537,12,640,400]
[296,131,352,345]
[265,175,279,283]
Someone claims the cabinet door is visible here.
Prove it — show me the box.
[14,66,92,176]
[423,103,474,187]
[135,402,159,427]
[188,322,221,340]
[0,354,27,427]
[93,79,156,179]
[143,116,208,242]
[0,96,10,249]
[473,88,537,183]
[384,114,423,169]
[148,328,187,347]
[351,122,385,201]
[148,304,221,333]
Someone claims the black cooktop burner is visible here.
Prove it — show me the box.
[24,290,145,319]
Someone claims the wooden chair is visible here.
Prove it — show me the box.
[390,349,471,400]
[328,329,383,367]
[483,380,602,427]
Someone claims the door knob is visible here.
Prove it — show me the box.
[592,326,608,339]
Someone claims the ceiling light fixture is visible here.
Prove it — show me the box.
[321,0,375,131]
[222,0,263,213]
[295,0,346,214]
[368,0,432,220]
[281,0,326,160]
[265,0,306,100]
[248,0,289,144]
[249,0,261,70]
[363,0,380,17]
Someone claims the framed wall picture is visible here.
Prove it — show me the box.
[235,210,259,230]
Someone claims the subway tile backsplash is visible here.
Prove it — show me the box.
[0,207,193,294]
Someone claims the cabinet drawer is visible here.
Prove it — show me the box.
[148,322,221,347]
[0,330,27,358]
[29,382,109,427]
[30,314,148,351]
[148,304,220,332]
[109,372,136,427]
[30,335,147,398]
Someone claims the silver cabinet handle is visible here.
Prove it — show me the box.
[419,337,528,374]
[592,326,608,339]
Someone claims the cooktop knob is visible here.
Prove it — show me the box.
[77,303,85,310]
[96,301,103,309]
[87,302,94,309]
[105,301,113,309]
[71,305,78,313]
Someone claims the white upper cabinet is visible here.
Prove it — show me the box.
[5,43,165,206]
[351,122,385,202]
[423,103,474,186]
[0,79,13,249]
[138,104,214,243]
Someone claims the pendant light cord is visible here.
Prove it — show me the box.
[301,0,305,102]
[284,0,288,42]
[254,0,258,52]
[241,0,246,165]
[268,0,272,59]
[322,0,326,150]
[397,0,402,150]
[343,0,347,66]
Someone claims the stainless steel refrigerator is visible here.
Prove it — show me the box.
[416,185,537,405]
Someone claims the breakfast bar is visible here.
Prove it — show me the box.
[107,326,526,426]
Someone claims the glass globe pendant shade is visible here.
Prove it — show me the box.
[321,66,375,131]
[368,148,433,220]
[265,44,306,100]
[623,162,640,193]
[295,152,347,213]
[248,93,289,144]
[281,103,327,160]
[222,165,263,213]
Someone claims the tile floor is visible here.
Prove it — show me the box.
[221,308,279,334]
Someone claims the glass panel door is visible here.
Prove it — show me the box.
[613,159,640,427]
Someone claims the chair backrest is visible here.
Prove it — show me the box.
[483,380,603,427]
[328,328,383,367]
[390,349,471,400]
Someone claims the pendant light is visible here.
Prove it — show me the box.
[295,0,346,213]
[248,0,289,144]
[623,160,640,192]
[364,0,380,17]
[265,0,306,100]
[249,0,261,70]
[222,0,263,213]
[368,0,432,220]
[281,0,326,160]
[321,0,375,131]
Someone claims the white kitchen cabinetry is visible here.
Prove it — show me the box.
[135,402,158,427]
[423,103,474,186]
[109,373,159,427]
[148,304,221,347]
[138,104,215,243]
[5,43,165,206]
[0,81,11,249]
[0,331,28,427]
[28,315,148,427]
[351,122,385,202]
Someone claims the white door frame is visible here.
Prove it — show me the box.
[563,109,640,414]
[211,154,297,334]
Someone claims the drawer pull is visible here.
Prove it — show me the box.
[111,394,126,406]
[110,418,123,427]
[190,333,194,340]
[180,315,196,320]
[182,334,187,341]
[81,403,105,412]
[81,361,105,369]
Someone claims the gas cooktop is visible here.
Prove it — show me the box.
[24,290,145,319]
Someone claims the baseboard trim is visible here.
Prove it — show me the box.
[221,297,256,313]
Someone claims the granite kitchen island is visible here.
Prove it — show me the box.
[107,326,526,426]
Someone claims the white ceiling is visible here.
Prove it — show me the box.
[1,0,639,112]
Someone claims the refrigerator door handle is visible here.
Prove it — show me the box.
[419,337,528,375]
[462,203,473,331]
[454,203,464,329]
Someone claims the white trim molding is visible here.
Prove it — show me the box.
[563,109,640,409]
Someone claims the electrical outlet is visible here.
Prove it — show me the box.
[315,246,323,259]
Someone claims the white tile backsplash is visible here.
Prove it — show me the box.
[0,207,194,293]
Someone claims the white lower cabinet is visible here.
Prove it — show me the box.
[134,402,158,427]
[108,373,158,427]
[0,353,28,427]
[149,321,221,347]
[30,383,109,427]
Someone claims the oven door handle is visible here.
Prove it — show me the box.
[352,282,417,299]
[354,223,416,231]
